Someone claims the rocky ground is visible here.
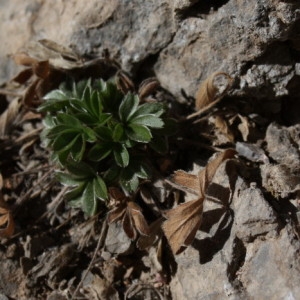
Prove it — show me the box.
[0,1,300,299]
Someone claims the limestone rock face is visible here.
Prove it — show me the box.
[171,161,299,300]
[0,1,300,299]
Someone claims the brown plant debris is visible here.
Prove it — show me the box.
[187,72,233,119]
[107,188,150,240]
[0,175,15,238]
[162,149,236,254]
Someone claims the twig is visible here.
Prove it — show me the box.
[125,282,164,300]
[71,219,108,300]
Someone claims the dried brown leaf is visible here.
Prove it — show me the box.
[172,171,201,195]
[204,149,236,182]
[107,203,126,223]
[38,39,81,62]
[109,187,127,203]
[13,52,38,66]
[116,70,135,94]
[12,68,33,84]
[163,149,236,254]
[213,115,235,143]
[187,72,233,119]
[138,78,160,100]
[107,189,149,240]
[162,198,204,255]
[123,212,136,240]
[23,78,40,107]
[0,98,22,137]
[137,217,164,250]
[127,201,150,237]
[33,60,50,79]
[0,194,15,238]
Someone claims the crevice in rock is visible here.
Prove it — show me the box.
[226,237,246,289]
[177,0,230,20]
[133,53,160,83]
[193,207,234,264]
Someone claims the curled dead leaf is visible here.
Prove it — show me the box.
[163,149,236,254]
[116,70,135,94]
[38,39,81,62]
[0,181,15,238]
[138,78,160,100]
[137,217,164,250]
[211,115,235,143]
[187,72,233,119]
[107,189,150,240]
[13,52,38,66]
[0,98,22,137]
[162,198,204,255]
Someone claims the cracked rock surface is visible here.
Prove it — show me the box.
[0,0,300,299]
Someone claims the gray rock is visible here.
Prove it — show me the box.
[266,123,300,166]
[169,160,300,300]
[261,163,300,199]
[105,222,133,255]
[155,0,300,100]
[238,224,300,299]
[234,184,279,242]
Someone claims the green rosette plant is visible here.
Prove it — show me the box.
[38,78,175,215]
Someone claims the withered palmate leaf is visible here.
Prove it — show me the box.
[187,72,233,119]
[172,171,201,195]
[107,203,126,223]
[13,52,39,66]
[107,189,149,240]
[162,198,204,255]
[127,201,150,237]
[137,217,164,250]
[163,149,236,254]
[0,198,15,238]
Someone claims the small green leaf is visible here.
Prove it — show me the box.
[120,174,139,193]
[43,89,69,101]
[73,79,91,99]
[56,150,69,165]
[82,83,91,102]
[47,125,78,139]
[119,94,139,122]
[56,172,82,186]
[38,99,70,112]
[82,182,97,216]
[103,165,120,183]
[74,113,97,125]
[136,162,152,179]
[82,126,97,142]
[65,161,96,179]
[127,124,152,143]
[100,81,123,113]
[112,123,126,142]
[130,102,164,119]
[94,126,113,141]
[69,99,88,112]
[130,114,164,128]
[93,176,108,200]
[52,132,80,152]
[113,145,129,167]
[56,113,82,128]
[65,182,86,202]
[43,114,56,128]
[70,135,86,161]
[91,91,103,117]
[88,143,112,161]
[98,113,112,125]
